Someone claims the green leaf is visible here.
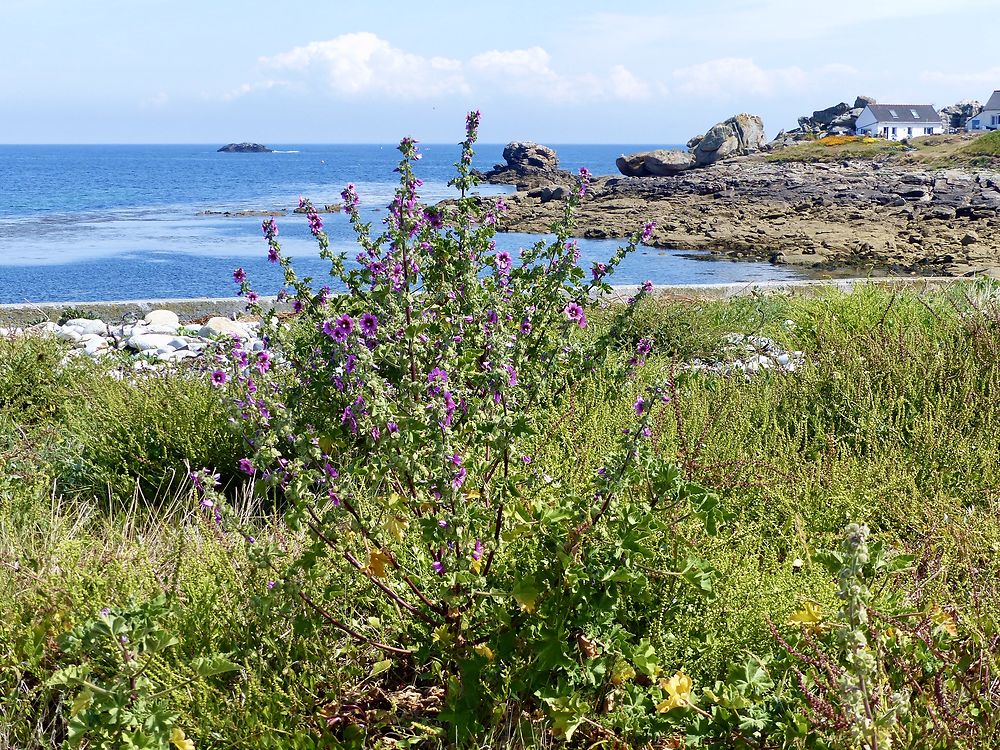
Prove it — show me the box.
[370,659,392,678]
[543,694,588,742]
[191,655,240,678]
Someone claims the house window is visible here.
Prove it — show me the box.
[972,119,981,129]
[892,127,897,136]
[925,128,933,135]
[907,127,913,137]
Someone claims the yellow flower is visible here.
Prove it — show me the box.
[931,606,958,638]
[787,602,824,630]
[656,670,693,712]
[170,727,195,750]
[610,663,636,686]
[473,644,494,661]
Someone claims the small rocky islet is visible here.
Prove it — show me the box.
[217,143,272,153]
[480,99,1000,278]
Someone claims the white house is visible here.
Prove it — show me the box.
[966,91,1000,131]
[854,104,943,140]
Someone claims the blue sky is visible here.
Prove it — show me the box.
[4,0,1000,143]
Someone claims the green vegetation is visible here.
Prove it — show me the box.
[767,131,1000,167]
[1,283,999,748]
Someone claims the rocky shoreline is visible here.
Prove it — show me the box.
[492,155,1000,277]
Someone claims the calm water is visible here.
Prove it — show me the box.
[0,144,805,303]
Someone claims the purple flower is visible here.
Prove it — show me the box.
[238,458,255,476]
[564,302,587,329]
[642,279,654,294]
[495,251,513,274]
[452,467,467,489]
[634,396,647,417]
[592,262,607,282]
[432,560,445,575]
[341,183,360,213]
[336,314,354,336]
[504,364,517,387]
[268,246,279,263]
[247,291,259,304]
[641,222,656,243]
[255,351,271,374]
[578,166,592,198]
[210,370,228,387]
[307,211,324,236]
[450,453,462,466]
[292,299,304,314]
[472,539,483,561]
[261,218,279,238]
[387,421,399,434]
[360,312,378,337]
[267,580,276,590]
[428,367,449,386]
[233,267,247,283]
[519,319,532,336]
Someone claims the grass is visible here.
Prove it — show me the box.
[2,283,1000,746]
[766,130,1000,167]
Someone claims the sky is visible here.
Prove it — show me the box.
[4,0,1000,144]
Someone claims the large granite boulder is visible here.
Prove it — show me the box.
[616,149,694,177]
[692,113,766,166]
[775,96,876,146]
[811,102,851,126]
[939,100,982,130]
[480,141,575,188]
[503,142,559,171]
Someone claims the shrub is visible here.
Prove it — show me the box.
[58,372,243,507]
[194,114,728,743]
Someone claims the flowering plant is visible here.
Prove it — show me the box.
[201,114,720,740]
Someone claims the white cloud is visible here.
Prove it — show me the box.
[920,67,1000,88]
[261,32,469,99]
[671,58,808,98]
[140,91,169,108]
[221,79,288,102]
[244,33,650,104]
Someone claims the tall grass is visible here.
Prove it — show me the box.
[2,283,999,746]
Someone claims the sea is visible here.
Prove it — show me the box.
[0,144,807,304]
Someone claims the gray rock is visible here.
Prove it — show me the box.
[811,102,851,126]
[199,317,251,339]
[64,318,108,336]
[128,333,177,352]
[218,143,272,153]
[143,309,180,327]
[854,95,876,109]
[692,114,765,166]
[502,142,559,171]
[615,149,694,177]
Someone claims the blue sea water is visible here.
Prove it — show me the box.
[0,144,805,303]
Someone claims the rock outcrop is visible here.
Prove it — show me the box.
[479,142,575,189]
[493,158,1000,278]
[218,143,272,153]
[939,100,983,130]
[770,96,876,146]
[692,113,766,166]
[615,149,695,177]
[615,114,765,177]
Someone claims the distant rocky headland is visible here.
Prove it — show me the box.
[218,143,272,153]
[479,103,1000,278]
